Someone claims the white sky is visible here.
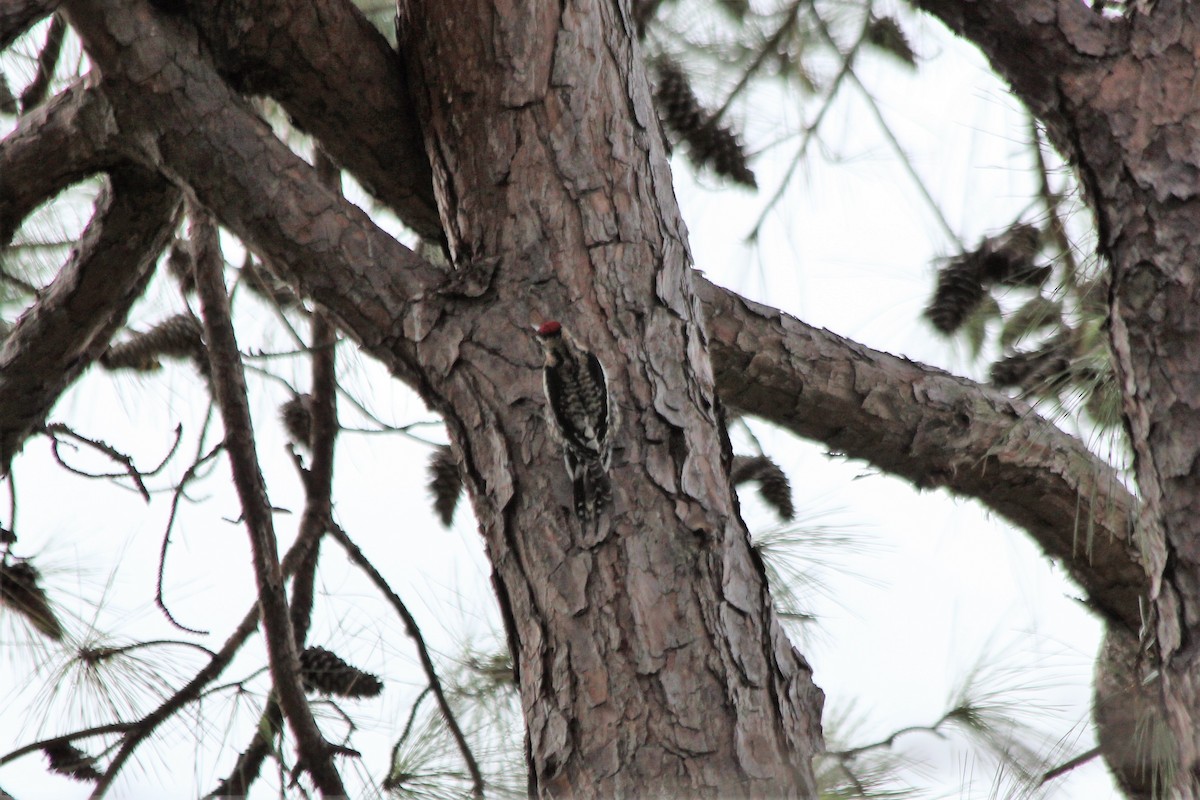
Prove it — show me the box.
[0,6,1124,798]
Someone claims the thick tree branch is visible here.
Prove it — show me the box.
[188,211,346,796]
[0,79,120,245]
[700,278,1144,631]
[910,0,1123,130]
[0,165,179,472]
[61,0,445,384]
[188,0,442,238]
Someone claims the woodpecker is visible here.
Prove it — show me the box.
[534,320,615,522]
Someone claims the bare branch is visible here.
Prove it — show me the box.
[187,208,345,796]
[90,516,326,797]
[0,722,136,770]
[329,521,484,798]
[699,277,1144,631]
[0,165,180,472]
[41,422,153,501]
[0,79,119,245]
[155,439,224,635]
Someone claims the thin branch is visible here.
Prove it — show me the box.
[41,422,153,501]
[747,11,864,240]
[0,722,137,769]
[328,521,484,798]
[211,153,346,800]
[89,482,327,797]
[155,439,224,635]
[710,0,804,126]
[187,207,345,796]
[810,6,959,245]
[1040,745,1102,785]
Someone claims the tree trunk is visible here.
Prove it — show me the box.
[395,0,823,795]
[914,1,1200,794]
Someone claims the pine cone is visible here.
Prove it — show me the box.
[730,455,795,521]
[653,57,708,149]
[101,314,206,373]
[652,57,757,188]
[989,340,1072,393]
[690,123,758,188]
[0,559,64,641]
[299,646,382,698]
[427,445,463,527]
[280,394,314,448]
[925,257,986,334]
[43,742,103,782]
[978,223,1044,286]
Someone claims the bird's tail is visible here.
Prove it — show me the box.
[573,458,611,522]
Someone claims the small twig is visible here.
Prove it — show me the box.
[1029,116,1079,285]
[1039,746,1102,785]
[41,423,152,501]
[328,521,484,798]
[710,0,804,126]
[88,499,327,797]
[395,687,432,751]
[155,440,225,635]
[748,9,864,240]
[831,721,949,761]
[0,722,137,768]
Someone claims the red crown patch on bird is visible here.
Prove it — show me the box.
[537,320,563,336]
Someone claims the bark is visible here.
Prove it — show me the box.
[0,0,54,53]
[186,0,442,238]
[701,281,1144,631]
[396,0,823,794]
[0,78,120,244]
[0,165,179,471]
[915,0,1200,794]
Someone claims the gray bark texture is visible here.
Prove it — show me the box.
[5,0,1195,796]
[394,0,824,794]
